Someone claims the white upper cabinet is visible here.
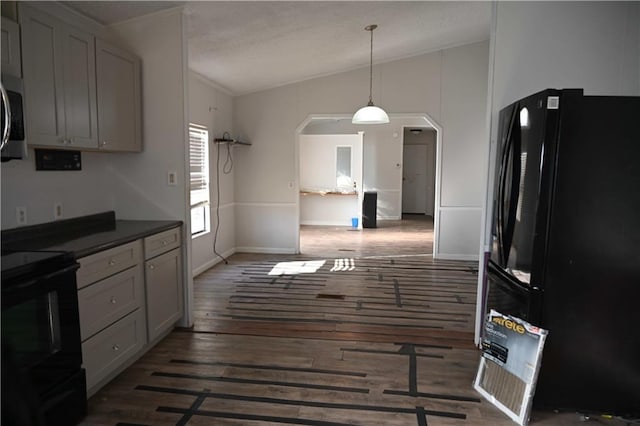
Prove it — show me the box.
[1,16,22,77]
[63,26,98,148]
[19,4,98,149]
[96,39,142,152]
[18,4,142,153]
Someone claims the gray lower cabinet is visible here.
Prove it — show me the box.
[76,226,182,397]
[144,228,183,343]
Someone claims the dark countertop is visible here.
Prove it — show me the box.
[1,211,182,258]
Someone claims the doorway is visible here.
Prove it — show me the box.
[401,127,436,218]
[295,114,442,258]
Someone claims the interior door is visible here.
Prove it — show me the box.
[402,144,427,214]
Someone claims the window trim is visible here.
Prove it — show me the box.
[189,123,210,237]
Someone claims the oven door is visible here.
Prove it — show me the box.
[485,260,542,326]
[2,263,82,395]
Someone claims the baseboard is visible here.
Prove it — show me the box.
[434,253,479,261]
[300,220,353,226]
[192,248,236,277]
[235,246,298,255]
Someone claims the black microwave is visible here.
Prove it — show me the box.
[1,73,27,162]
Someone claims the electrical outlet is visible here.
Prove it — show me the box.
[16,206,27,225]
[54,202,63,220]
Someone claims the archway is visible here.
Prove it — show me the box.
[294,113,443,257]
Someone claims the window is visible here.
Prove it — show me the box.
[189,124,210,236]
[336,146,352,191]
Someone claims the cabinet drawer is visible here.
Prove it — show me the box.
[77,240,142,289]
[144,227,181,260]
[78,264,144,341]
[82,309,146,392]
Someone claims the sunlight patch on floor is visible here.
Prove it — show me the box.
[330,258,356,271]
[268,260,326,275]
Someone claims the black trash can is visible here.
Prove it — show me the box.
[362,191,377,228]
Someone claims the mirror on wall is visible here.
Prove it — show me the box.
[336,146,352,191]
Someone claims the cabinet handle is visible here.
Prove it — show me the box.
[101,141,108,146]
[148,264,155,270]
[112,344,119,351]
[109,259,116,266]
[110,296,117,304]
[161,240,167,246]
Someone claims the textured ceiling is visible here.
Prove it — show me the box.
[63,1,491,96]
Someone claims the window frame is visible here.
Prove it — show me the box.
[189,123,210,237]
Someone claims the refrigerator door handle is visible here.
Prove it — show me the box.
[504,111,523,261]
[497,104,519,265]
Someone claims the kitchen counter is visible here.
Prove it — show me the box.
[1,211,182,258]
[300,190,357,196]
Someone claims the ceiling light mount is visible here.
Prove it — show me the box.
[352,24,389,125]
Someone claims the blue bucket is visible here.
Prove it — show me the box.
[351,217,359,228]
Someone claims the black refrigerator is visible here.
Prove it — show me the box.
[484,88,640,416]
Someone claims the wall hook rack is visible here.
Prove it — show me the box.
[214,131,251,146]
[213,138,251,146]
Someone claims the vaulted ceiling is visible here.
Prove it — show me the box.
[64,1,491,95]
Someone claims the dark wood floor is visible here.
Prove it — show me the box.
[81,216,628,425]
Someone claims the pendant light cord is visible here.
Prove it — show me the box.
[368,26,374,106]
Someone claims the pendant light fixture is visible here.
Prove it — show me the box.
[352,24,389,124]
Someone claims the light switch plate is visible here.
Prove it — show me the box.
[167,171,177,186]
[54,202,63,220]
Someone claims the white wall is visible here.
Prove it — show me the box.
[299,133,361,226]
[1,151,115,229]
[476,0,640,342]
[234,40,489,259]
[188,72,235,275]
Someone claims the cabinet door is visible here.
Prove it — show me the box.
[1,17,22,77]
[19,4,66,147]
[145,247,182,342]
[19,4,98,149]
[61,26,98,148]
[96,39,142,152]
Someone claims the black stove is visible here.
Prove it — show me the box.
[2,248,86,426]
[1,250,76,283]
